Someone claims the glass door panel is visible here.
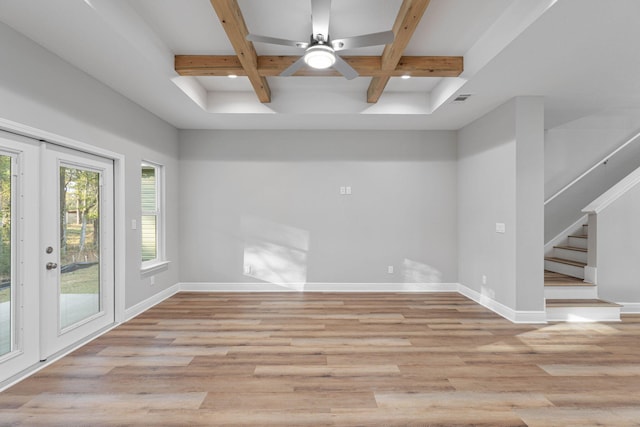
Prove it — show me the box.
[0,131,39,384]
[0,154,13,358]
[59,166,101,330]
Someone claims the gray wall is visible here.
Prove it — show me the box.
[179,130,458,287]
[597,183,640,303]
[0,22,180,308]
[458,97,544,312]
[544,133,640,243]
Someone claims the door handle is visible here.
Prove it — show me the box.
[46,262,58,270]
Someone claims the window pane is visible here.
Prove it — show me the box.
[141,166,156,212]
[0,155,12,357]
[141,215,157,262]
[59,167,100,330]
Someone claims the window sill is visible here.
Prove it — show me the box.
[140,260,170,276]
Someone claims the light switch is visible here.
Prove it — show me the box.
[496,222,506,233]
[340,186,346,195]
[131,219,137,230]
[346,186,352,195]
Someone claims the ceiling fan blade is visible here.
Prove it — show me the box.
[311,0,331,41]
[280,56,307,77]
[331,30,395,51]
[247,34,309,49]
[333,55,358,80]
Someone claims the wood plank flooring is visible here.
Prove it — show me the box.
[2,292,640,426]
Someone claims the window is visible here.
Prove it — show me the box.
[141,162,164,269]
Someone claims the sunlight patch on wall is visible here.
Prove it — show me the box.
[242,216,309,290]
[402,258,442,283]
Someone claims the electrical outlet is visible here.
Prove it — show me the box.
[244,264,252,275]
[150,275,155,286]
[388,265,394,274]
[482,275,487,285]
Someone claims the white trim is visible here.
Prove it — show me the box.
[178,282,459,293]
[544,214,587,250]
[584,266,597,284]
[544,285,598,300]
[620,303,640,314]
[546,306,621,322]
[140,260,171,276]
[124,283,180,322]
[546,128,640,205]
[582,164,640,214]
[457,284,547,324]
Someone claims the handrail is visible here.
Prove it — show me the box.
[544,128,640,205]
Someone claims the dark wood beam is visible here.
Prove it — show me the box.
[367,0,432,103]
[209,0,271,102]
[175,55,463,78]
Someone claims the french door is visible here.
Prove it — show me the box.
[0,132,116,383]
[40,145,114,359]
[0,132,40,383]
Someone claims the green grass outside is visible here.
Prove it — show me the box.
[0,264,99,304]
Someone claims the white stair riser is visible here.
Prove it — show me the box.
[544,260,584,279]
[544,285,597,299]
[553,248,588,263]
[546,306,621,322]
[568,236,588,249]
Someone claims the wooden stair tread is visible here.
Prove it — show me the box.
[546,299,621,308]
[544,257,586,267]
[567,234,587,239]
[544,271,592,286]
[553,245,587,252]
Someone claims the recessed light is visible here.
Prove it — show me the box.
[228,74,238,79]
[401,74,411,80]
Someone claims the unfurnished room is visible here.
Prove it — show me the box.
[1,0,640,426]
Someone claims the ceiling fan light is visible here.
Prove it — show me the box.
[304,45,336,69]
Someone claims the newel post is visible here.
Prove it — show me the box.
[585,213,597,284]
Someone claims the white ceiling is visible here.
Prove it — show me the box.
[0,0,639,131]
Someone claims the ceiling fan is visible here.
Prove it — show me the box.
[246,0,394,80]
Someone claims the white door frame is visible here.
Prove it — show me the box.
[0,118,126,326]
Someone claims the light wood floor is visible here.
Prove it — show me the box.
[2,292,640,426]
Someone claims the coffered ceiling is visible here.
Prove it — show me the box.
[0,0,639,130]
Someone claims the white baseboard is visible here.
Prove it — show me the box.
[179,282,459,293]
[620,303,640,314]
[457,284,547,324]
[179,282,545,323]
[124,283,180,321]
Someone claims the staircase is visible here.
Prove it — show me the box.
[544,224,621,321]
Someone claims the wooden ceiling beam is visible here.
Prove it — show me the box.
[175,55,463,78]
[367,0,432,103]
[209,0,271,102]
